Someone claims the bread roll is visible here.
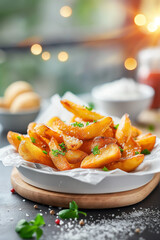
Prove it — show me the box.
[10,92,41,113]
[0,97,8,109]
[4,81,33,107]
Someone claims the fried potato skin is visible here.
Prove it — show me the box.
[54,117,113,140]
[80,136,117,154]
[122,137,141,158]
[81,143,121,168]
[7,131,28,151]
[18,139,55,168]
[131,126,142,138]
[106,154,144,172]
[136,134,156,151]
[61,99,104,121]
[65,150,87,164]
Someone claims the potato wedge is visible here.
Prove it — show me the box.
[80,136,117,154]
[131,126,142,138]
[136,134,156,151]
[65,150,87,164]
[106,154,144,172]
[49,137,71,171]
[102,127,115,138]
[18,139,55,168]
[115,114,132,147]
[62,134,83,150]
[81,143,121,168]
[70,162,81,169]
[46,116,61,128]
[7,131,28,151]
[54,117,113,140]
[122,137,141,158]
[61,99,104,121]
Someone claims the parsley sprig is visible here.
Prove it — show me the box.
[31,137,36,143]
[84,106,93,111]
[91,145,100,155]
[141,149,150,155]
[135,151,140,155]
[59,142,67,152]
[17,136,21,141]
[58,201,87,219]
[102,166,109,171]
[71,122,84,127]
[15,214,45,240]
[52,149,65,156]
[114,124,119,130]
[119,146,124,153]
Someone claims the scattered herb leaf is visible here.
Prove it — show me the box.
[71,122,84,127]
[93,120,97,123]
[148,124,155,132]
[31,137,36,143]
[114,124,119,130]
[58,201,87,220]
[59,142,66,152]
[17,136,21,141]
[15,214,45,240]
[135,151,140,155]
[52,149,65,156]
[86,122,90,126]
[91,145,100,155]
[42,150,47,155]
[88,102,95,109]
[102,166,109,171]
[141,149,150,155]
[84,105,93,111]
[119,146,124,152]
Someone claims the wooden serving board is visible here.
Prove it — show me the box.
[11,168,160,209]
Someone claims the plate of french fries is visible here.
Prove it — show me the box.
[1,93,160,194]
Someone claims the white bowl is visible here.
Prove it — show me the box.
[0,108,40,132]
[92,83,155,120]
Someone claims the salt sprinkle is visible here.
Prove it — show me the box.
[26,213,29,217]
[22,199,26,202]
[19,208,22,211]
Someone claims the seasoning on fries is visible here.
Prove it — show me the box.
[7,99,156,172]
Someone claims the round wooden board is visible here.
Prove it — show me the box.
[11,168,160,209]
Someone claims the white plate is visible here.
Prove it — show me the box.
[17,165,154,194]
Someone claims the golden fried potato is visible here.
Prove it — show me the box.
[102,127,115,138]
[81,143,121,168]
[18,139,55,168]
[49,137,71,171]
[7,131,28,151]
[131,126,142,138]
[61,99,104,121]
[69,162,81,169]
[62,134,83,150]
[80,136,117,154]
[107,154,144,172]
[65,150,87,164]
[54,117,113,140]
[136,134,156,151]
[122,137,141,158]
[46,116,61,128]
[115,114,132,147]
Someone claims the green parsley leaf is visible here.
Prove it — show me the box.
[42,150,47,155]
[15,214,45,240]
[71,122,84,127]
[91,145,100,155]
[135,151,140,155]
[52,149,65,156]
[102,166,109,171]
[17,136,21,141]
[141,149,150,155]
[58,201,87,220]
[114,124,119,130]
[93,120,97,123]
[86,122,90,126]
[31,137,36,143]
[88,102,95,109]
[84,105,93,111]
[148,124,155,132]
[119,146,124,152]
[59,142,66,152]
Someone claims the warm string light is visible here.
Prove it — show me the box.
[124,58,137,71]
[134,14,146,26]
[60,6,72,18]
[41,51,51,61]
[58,51,69,62]
[30,44,42,55]
[134,13,160,33]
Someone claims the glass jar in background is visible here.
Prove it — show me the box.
[137,47,160,109]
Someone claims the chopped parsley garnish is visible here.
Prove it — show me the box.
[42,150,47,154]
[17,136,21,141]
[83,105,93,111]
[86,122,90,126]
[148,124,155,132]
[141,149,150,155]
[91,145,100,155]
[93,120,97,123]
[135,151,140,155]
[71,122,84,127]
[52,149,65,156]
[15,213,45,240]
[58,201,87,220]
[114,124,119,130]
[102,166,109,171]
[119,146,124,152]
[31,137,36,143]
[59,142,66,152]
[88,102,95,109]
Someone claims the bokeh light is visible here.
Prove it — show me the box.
[60,6,72,18]
[134,14,146,26]
[154,16,160,26]
[147,22,158,32]
[58,51,69,62]
[124,58,137,70]
[41,51,51,61]
[30,44,42,55]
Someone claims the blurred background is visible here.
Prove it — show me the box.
[0,0,160,98]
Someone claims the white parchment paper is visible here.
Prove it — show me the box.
[0,92,160,185]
